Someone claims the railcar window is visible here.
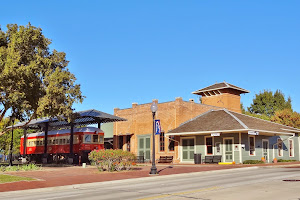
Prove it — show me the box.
[93,135,98,143]
[37,141,40,146]
[63,139,66,144]
[84,134,91,143]
[67,139,70,144]
[53,139,56,145]
[56,139,59,145]
[99,136,104,144]
[59,139,63,144]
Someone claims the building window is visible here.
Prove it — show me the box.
[118,136,123,150]
[206,137,213,155]
[160,132,165,152]
[215,142,221,155]
[278,138,283,157]
[126,135,131,151]
[249,136,255,155]
[168,136,175,151]
[289,139,294,157]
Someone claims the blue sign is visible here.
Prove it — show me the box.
[155,120,161,135]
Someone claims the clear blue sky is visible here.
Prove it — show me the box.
[1,1,300,114]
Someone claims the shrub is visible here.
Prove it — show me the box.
[0,164,42,172]
[243,160,264,164]
[88,149,136,172]
[277,159,297,162]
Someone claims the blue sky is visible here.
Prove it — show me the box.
[1,1,300,114]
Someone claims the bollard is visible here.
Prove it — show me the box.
[82,163,86,168]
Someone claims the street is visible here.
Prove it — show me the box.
[1,166,300,200]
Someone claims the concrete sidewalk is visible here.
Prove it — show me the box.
[1,162,300,192]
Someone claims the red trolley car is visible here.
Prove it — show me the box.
[20,127,104,163]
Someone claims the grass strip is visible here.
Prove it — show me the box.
[0,174,35,183]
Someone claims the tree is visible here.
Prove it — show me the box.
[247,90,292,117]
[271,109,300,129]
[0,23,84,122]
[0,117,23,155]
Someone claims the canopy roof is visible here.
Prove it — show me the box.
[7,109,126,130]
[167,109,300,136]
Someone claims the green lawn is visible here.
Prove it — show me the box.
[0,174,35,183]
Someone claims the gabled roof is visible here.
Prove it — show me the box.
[192,81,249,95]
[167,109,300,135]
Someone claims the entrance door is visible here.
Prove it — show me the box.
[262,140,269,162]
[224,138,233,162]
[138,136,150,161]
[182,138,194,162]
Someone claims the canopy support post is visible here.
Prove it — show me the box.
[43,123,49,164]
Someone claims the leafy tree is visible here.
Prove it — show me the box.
[271,109,300,129]
[248,90,292,117]
[0,23,84,123]
[0,118,23,155]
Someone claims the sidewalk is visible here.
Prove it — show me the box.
[1,162,300,192]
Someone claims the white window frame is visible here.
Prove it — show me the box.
[277,138,283,157]
[204,136,214,155]
[249,135,255,156]
[289,139,294,157]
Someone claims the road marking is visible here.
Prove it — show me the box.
[139,186,221,200]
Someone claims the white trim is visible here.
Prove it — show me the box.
[239,132,242,163]
[179,136,196,163]
[249,135,256,156]
[166,129,294,137]
[223,137,234,163]
[277,138,283,157]
[262,139,269,163]
[192,86,250,94]
[204,136,214,155]
[289,139,294,157]
[224,109,248,129]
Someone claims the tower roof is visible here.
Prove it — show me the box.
[192,81,249,95]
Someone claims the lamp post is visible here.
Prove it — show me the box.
[9,115,16,166]
[149,101,158,175]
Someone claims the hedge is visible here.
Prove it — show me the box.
[243,160,264,164]
[88,149,136,172]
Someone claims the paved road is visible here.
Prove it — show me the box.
[1,166,300,200]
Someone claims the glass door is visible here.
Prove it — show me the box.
[182,138,194,161]
[138,136,151,161]
[224,138,233,162]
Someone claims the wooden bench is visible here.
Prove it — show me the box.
[203,155,222,164]
[136,155,145,163]
[158,156,173,163]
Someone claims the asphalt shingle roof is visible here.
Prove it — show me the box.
[168,109,300,134]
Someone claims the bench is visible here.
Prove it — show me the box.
[136,155,145,163]
[158,156,173,163]
[203,155,222,164]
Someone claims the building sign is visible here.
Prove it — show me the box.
[248,131,259,135]
[155,120,161,135]
[211,133,220,136]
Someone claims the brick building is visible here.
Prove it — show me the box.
[113,81,250,163]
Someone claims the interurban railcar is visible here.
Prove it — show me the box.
[20,127,104,163]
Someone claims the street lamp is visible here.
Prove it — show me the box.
[9,114,16,166]
[150,101,158,175]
